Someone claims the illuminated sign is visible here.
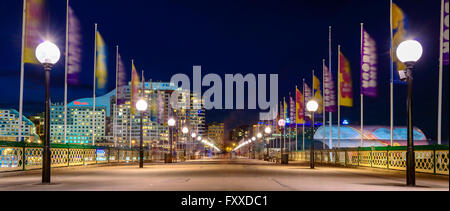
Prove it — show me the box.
[74,101,88,105]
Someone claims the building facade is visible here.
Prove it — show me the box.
[206,122,224,149]
[0,109,39,142]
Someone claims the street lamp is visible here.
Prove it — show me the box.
[264,126,271,160]
[396,40,423,186]
[182,127,188,158]
[168,118,176,162]
[136,99,148,168]
[35,40,60,184]
[278,119,286,164]
[306,100,318,169]
[191,132,196,159]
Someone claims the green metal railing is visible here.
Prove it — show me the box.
[0,141,150,172]
[287,145,449,175]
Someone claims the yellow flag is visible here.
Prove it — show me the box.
[392,3,407,72]
[23,0,45,64]
[95,31,108,89]
[339,52,353,107]
[130,62,139,115]
[313,75,323,113]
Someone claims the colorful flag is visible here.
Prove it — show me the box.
[95,31,108,89]
[289,94,295,125]
[157,90,164,123]
[295,87,304,124]
[323,64,337,112]
[391,2,408,84]
[443,0,449,65]
[130,61,139,114]
[67,5,82,85]
[361,28,378,97]
[23,0,45,64]
[150,82,158,122]
[313,75,323,114]
[283,98,288,121]
[339,52,353,107]
[116,52,127,105]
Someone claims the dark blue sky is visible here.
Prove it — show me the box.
[0,0,447,142]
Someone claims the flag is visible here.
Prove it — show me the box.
[95,31,108,89]
[323,64,337,112]
[150,82,158,122]
[116,52,127,105]
[339,52,353,107]
[283,99,288,121]
[313,75,323,114]
[23,0,45,64]
[304,82,312,103]
[391,2,408,84]
[130,61,139,115]
[289,94,295,125]
[280,101,284,120]
[296,87,305,124]
[443,0,449,65]
[67,5,82,85]
[361,28,378,97]
[157,90,164,124]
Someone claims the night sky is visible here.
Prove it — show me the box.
[0,0,448,143]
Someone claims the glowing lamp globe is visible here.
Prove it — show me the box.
[278,119,285,127]
[264,126,272,134]
[251,137,256,141]
[306,100,319,112]
[191,132,197,138]
[182,127,189,134]
[135,99,148,111]
[197,136,202,141]
[35,41,61,65]
[396,40,423,63]
[167,118,176,127]
[256,133,262,138]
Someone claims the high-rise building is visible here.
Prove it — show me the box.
[0,109,39,142]
[230,125,250,142]
[206,122,224,149]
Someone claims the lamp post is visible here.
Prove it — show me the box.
[197,136,202,158]
[182,127,188,160]
[35,41,61,184]
[136,99,148,168]
[278,119,286,164]
[396,40,423,186]
[264,127,271,160]
[191,132,196,159]
[168,118,176,162]
[251,137,256,159]
[306,100,319,169]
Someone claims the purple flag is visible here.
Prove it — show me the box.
[67,5,82,85]
[289,95,295,125]
[323,64,337,112]
[116,53,127,105]
[304,83,312,103]
[361,28,378,97]
[443,0,449,65]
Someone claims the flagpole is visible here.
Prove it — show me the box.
[328,26,332,149]
[114,45,119,147]
[302,78,305,151]
[437,0,444,145]
[64,0,69,144]
[389,0,394,146]
[92,23,97,146]
[18,0,27,143]
[322,59,326,150]
[337,45,341,149]
[360,23,364,148]
[130,59,134,149]
[295,85,298,151]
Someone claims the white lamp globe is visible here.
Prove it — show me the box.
[135,99,148,111]
[167,118,176,127]
[256,133,262,138]
[251,137,256,141]
[306,100,319,112]
[191,132,197,138]
[182,127,189,134]
[197,136,202,141]
[35,41,61,65]
[278,119,285,127]
[264,126,272,134]
[396,40,423,63]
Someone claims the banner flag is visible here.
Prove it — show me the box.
[130,61,139,114]
[24,0,45,64]
[289,94,295,125]
[157,90,164,124]
[295,88,305,124]
[339,52,353,107]
[323,64,337,112]
[313,75,323,114]
[443,0,449,65]
[391,2,408,84]
[283,98,288,121]
[67,5,82,85]
[95,31,108,90]
[116,52,127,105]
[361,28,378,97]
[304,83,312,103]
